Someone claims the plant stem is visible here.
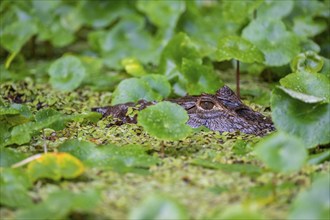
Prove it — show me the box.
[160,140,165,158]
[43,129,48,154]
[236,60,240,98]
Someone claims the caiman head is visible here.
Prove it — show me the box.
[92,86,275,136]
[169,86,274,136]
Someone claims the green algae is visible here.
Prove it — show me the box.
[0,77,329,220]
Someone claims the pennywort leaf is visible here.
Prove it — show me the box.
[138,101,192,141]
[271,88,330,148]
[288,175,330,220]
[48,55,86,91]
[254,132,307,173]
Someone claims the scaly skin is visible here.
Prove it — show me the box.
[92,86,275,136]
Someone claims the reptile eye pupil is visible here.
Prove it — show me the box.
[200,101,214,110]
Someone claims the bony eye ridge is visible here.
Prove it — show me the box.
[199,101,215,110]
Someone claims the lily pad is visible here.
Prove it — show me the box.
[27,152,85,182]
[48,55,86,92]
[215,35,264,63]
[242,19,300,66]
[138,101,192,141]
[271,88,330,148]
[254,132,307,173]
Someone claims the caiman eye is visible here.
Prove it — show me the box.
[200,101,215,110]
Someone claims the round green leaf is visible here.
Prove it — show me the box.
[222,1,262,24]
[279,72,330,103]
[289,175,330,220]
[257,0,294,20]
[242,19,300,66]
[48,55,86,91]
[0,20,37,53]
[136,0,185,29]
[271,88,330,148]
[255,132,307,173]
[0,168,33,208]
[277,86,325,104]
[290,51,324,74]
[215,36,264,63]
[138,101,192,141]
[141,74,171,98]
[129,194,188,220]
[0,148,27,167]
[111,78,161,105]
[293,17,327,38]
[181,58,223,95]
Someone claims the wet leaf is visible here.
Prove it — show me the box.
[111,78,161,105]
[138,102,192,141]
[277,86,325,104]
[0,168,33,208]
[290,51,324,73]
[255,132,307,173]
[48,55,86,92]
[16,189,100,219]
[215,36,264,63]
[271,88,330,148]
[27,152,84,182]
[129,194,189,220]
[242,19,300,66]
[279,72,330,102]
[288,175,330,220]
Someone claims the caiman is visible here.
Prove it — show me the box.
[92,86,275,136]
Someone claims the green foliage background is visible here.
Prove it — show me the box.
[0,0,329,219]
